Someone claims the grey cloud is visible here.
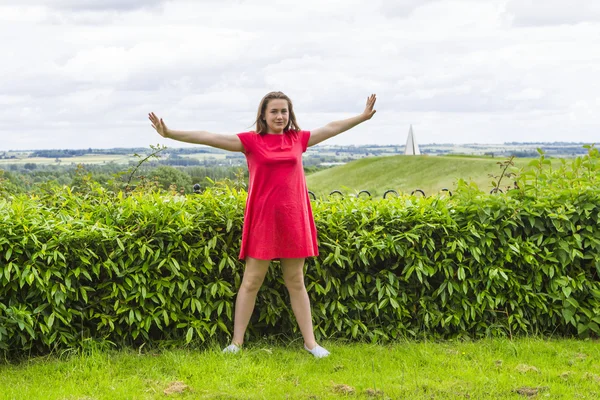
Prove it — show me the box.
[378,0,441,18]
[0,74,76,97]
[390,92,548,113]
[504,0,600,26]
[116,67,223,93]
[16,0,167,11]
[118,55,279,94]
[387,72,562,114]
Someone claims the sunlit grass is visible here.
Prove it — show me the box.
[306,155,532,197]
[2,338,599,399]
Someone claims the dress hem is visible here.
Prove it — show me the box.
[238,252,319,261]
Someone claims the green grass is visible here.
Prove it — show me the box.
[2,338,599,399]
[306,155,531,198]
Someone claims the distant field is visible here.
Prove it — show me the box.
[306,155,532,197]
[182,153,228,160]
[0,153,235,166]
[0,154,132,165]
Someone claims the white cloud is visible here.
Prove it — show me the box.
[0,0,599,150]
[1,0,166,11]
[504,0,600,26]
[378,0,442,18]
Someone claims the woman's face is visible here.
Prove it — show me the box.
[263,99,289,134]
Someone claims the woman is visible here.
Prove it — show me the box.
[149,91,377,358]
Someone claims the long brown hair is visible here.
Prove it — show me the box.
[254,91,300,134]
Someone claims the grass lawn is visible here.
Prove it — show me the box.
[1,338,599,399]
[306,155,531,198]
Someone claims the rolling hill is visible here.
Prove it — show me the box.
[305,155,530,197]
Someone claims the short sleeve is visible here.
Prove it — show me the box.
[236,132,256,155]
[299,130,311,153]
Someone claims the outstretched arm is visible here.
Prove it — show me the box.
[308,94,377,147]
[148,112,244,152]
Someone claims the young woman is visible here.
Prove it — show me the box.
[149,92,377,358]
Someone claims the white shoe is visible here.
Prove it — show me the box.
[222,343,241,354]
[304,343,330,358]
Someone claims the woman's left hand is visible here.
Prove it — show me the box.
[362,94,377,120]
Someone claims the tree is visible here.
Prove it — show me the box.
[150,166,193,193]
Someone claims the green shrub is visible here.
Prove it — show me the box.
[1,147,599,358]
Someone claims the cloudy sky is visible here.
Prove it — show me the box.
[0,0,599,150]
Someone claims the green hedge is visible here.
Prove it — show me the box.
[1,149,599,357]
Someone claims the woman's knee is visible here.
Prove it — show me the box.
[240,257,269,293]
[284,273,305,292]
[281,258,306,292]
[241,273,265,293]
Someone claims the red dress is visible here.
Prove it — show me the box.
[236,130,319,260]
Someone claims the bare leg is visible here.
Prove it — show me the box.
[231,256,270,346]
[281,258,317,349]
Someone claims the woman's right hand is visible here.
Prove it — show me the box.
[148,112,169,138]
